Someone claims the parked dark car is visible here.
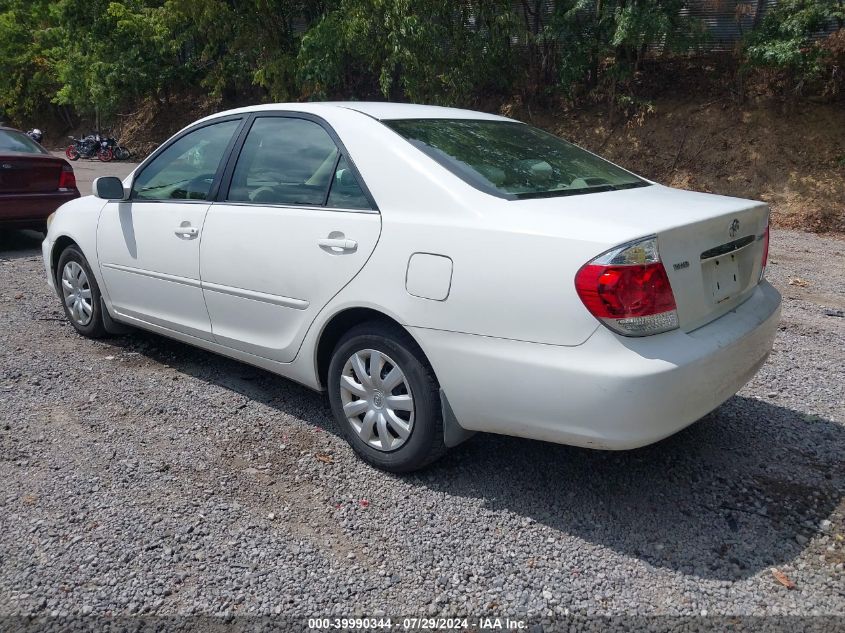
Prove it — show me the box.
[0,126,79,232]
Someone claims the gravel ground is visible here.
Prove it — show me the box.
[0,227,843,631]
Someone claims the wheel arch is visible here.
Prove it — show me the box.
[50,235,80,282]
[314,306,433,390]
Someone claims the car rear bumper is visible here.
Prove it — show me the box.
[411,281,781,449]
[0,191,79,226]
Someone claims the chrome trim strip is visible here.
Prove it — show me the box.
[101,263,202,288]
[202,282,309,310]
[120,199,211,205]
[700,235,756,261]
[211,201,378,215]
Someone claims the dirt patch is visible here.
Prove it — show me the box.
[111,92,232,160]
[516,99,845,233]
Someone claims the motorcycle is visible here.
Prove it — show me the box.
[100,136,131,161]
[25,128,43,144]
[65,133,113,162]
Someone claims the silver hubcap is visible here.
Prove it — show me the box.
[339,349,414,452]
[61,261,93,326]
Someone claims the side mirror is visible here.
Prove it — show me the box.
[93,176,127,200]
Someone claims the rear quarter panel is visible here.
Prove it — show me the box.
[298,110,607,351]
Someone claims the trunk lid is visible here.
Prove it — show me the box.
[0,153,65,194]
[657,204,767,331]
[513,184,769,332]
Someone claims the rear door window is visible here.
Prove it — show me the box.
[227,117,372,210]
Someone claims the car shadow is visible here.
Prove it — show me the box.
[104,328,843,582]
[0,229,45,259]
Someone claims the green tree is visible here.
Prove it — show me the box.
[298,0,516,104]
[0,0,60,122]
[51,0,177,126]
[746,0,845,91]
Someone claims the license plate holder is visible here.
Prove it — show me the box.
[705,253,741,304]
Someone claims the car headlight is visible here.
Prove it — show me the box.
[46,212,56,229]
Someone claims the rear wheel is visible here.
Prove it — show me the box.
[65,145,79,161]
[97,147,113,162]
[56,246,107,338]
[327,322,447,472]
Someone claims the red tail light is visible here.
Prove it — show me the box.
[58,164,76,190]
[575,236,679,336]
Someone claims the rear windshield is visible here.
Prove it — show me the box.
[385,119,649,200]
[0,129,47,155]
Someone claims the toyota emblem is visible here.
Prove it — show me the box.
[729,219,740,238]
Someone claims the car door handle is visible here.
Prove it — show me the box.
[317,237,357,251]
[174,226,199,239]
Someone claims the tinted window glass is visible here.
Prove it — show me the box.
[327,155,371,210]
[228,117,340,206]
[133,119,240,200]
[386,119,648,199]
[0,129,47,155]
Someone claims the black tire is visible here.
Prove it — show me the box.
[327,321,447,472]
[56,246,108,339]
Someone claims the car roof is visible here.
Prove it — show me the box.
[203,102,514,123]
[325,102,512,121]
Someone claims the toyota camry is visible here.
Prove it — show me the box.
[42,103,781,472]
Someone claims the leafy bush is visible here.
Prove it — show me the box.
[51,1,177,122]
[0,0,60,121]
[745,0,845,91]
[298,0,516,104]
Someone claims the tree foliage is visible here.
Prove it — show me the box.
[298,0,517,104]
[0,0,60,121]
[745,0,844,88]
[0,0,840,127]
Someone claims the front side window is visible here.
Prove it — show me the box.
[227,117,372,210]
[132,119,240,201]
[385,119,649,200]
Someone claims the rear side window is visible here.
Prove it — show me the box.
[0,130,47,155]
[227,117,372,210]
[327,155,371,210]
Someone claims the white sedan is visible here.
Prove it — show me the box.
[42,102,781,472]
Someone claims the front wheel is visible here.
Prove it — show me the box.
[56,246,108,338]
[97,147,113,162]
[65,145,79,161]
[327,322,447,472]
